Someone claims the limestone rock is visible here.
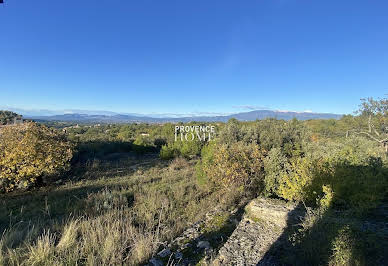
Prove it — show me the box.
[212,197,304,265]
[244,197,303,227]
[157,248,171,258]
[149,257,163,266]
[197,240,210,250]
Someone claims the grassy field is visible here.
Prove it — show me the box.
[0,154,244,265]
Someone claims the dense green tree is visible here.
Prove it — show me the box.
[0,110,21,125]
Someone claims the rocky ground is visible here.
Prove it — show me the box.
[148,198,388,266]
[212,198,304,266]
[147,198,304,266]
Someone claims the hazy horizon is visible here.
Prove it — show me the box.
[0,105,345,118]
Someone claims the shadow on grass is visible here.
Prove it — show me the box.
[74,140,158,163]
[0,184,134,235]
[258,162,388,266]
[0,146,164,242]
[69,142,163,182]
[259,206,388,266]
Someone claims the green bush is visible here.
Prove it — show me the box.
[159,140,203,160]
[199,141,266,190]
[323,157,388,212]
[195,160,208,187]
[132,136,155,154]
[159,144,176,160]
[263,147,290,197]
[270,137,388,212]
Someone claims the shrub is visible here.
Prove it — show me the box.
[329,225,363,266]
[277,156,318,202]
[201,142,266,190]
[195,160,208,187]
[263,147,290,196]
[0,122,74,192]
[132,136,155,154]
[153,138,167,149]
[326,158,388,212]
[218,119,243,144]
[256,119,309,155]
[159,143,179,160]
[195,142,216,187]
[273,138,388,212]
[159,140,203,160]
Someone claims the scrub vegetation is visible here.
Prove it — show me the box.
[0,97,387,265]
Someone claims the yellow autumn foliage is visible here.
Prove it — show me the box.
[277,157,316,202]
[0,122,74,192]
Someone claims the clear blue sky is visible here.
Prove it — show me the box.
[1,0,387,115]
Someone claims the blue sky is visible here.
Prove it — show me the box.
[0,0,387,115]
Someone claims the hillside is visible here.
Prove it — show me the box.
[27,109,342,123]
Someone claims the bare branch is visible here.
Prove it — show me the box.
[368,115,372,133]
[352,131,381,143]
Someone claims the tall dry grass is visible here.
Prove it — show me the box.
[0,157,240,265]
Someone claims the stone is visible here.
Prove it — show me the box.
[244,197,303,227]
[212,198,307,265]
[182,243,191,249]
[149,257,163,266]
[174,251,183,260]
[197,240,210,249]
[157,248,171,258]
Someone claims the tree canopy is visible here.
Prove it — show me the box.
[0,110,21,125]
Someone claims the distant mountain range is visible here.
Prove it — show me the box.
[22,110,342,123]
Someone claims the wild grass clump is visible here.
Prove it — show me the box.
[168,157,190,171]
[0,210,162,265]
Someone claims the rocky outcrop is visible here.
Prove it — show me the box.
[212,218,282,266]
[212,198,304,266]
[147,204,244,265]
[147,197,304,266]
[244,198,303,227]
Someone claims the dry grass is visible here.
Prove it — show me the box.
[168,157,190,171]
[0,156,240,265]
